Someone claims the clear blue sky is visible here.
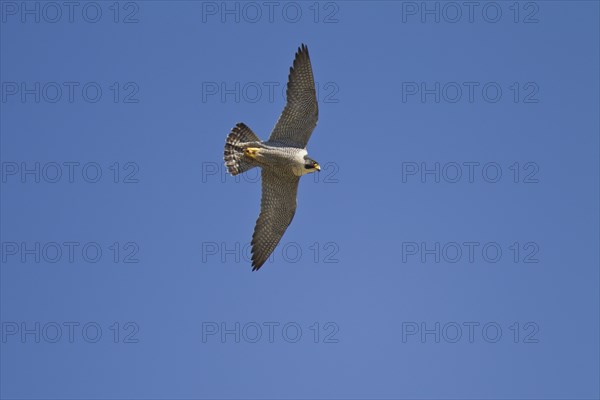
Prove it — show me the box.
[1,1,599,399]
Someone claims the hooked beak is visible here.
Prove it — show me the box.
[315,163,321,172]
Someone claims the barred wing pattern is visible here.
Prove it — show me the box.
[251,169,300,270]
[268,44,319,148]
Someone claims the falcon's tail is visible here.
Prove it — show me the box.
[224,123,261,176]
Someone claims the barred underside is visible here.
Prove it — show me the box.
[223,122,260,175]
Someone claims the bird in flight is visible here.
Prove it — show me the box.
[223,44,320,271]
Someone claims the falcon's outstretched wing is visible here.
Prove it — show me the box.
[251,169,300,270]
[268,44,319,149]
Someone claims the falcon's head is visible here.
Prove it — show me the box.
[303,157,321,173]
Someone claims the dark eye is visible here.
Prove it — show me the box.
[304,164,311,169]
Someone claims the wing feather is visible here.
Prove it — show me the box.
[268,44,319,148]
[251,169,300,270]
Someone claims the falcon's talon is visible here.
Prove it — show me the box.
[222,43,321,271]
[244,147,260,159]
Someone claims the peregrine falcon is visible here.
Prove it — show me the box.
[223,44,320,271]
